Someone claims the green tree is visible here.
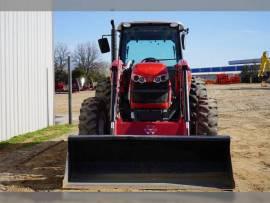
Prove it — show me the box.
[55,69,68,83]
[72,67,86,80]
[240,64,260,83]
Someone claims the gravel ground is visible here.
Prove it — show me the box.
[54,91,95,124]
[207,83,270,191]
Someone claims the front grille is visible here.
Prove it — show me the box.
[132,82,169,104]
[133,82,168,90]
[134,109,164,121]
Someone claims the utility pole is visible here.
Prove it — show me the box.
[68,56,72,124]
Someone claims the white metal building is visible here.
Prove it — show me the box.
[0,11,54,141]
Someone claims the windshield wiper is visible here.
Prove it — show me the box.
[157,58,177,61]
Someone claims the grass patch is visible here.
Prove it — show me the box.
[0,124,77,150]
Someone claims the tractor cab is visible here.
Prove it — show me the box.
[99,21,188,78]
[99,21,189,121]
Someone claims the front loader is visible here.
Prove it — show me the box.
[63,20,235,190]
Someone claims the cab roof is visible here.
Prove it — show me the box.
[117,21,185,31]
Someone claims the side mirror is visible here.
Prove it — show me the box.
[181,34,186,50]
[98,38,110,53]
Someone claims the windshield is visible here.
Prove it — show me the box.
[120,25,180,66]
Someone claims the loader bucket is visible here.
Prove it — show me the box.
[63,135,234,190]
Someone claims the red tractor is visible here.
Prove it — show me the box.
[64,21,234,190]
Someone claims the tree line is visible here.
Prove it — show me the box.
[240,64,261,83]
[54,42,110,86]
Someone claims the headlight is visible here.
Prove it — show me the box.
[153,74,169,83]
[132,74,146,84]
[122,23,131,28]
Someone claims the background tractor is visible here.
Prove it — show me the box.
[64,20,234,190]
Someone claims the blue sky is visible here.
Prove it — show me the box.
[54,12,270,68]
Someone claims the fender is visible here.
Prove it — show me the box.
[175,59,191,94]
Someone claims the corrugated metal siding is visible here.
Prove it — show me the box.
[0,11,53,141]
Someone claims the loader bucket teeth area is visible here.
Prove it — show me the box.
[63,135,235,190]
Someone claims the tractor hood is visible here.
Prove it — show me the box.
[132,62,168,78]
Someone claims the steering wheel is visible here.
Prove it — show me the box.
[141,57,159,63]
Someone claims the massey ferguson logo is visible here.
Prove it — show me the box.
[144,125,157,135]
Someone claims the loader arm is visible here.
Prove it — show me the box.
[110,59,123,134]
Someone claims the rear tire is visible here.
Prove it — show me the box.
[95,77,111,108]
[207,98,218,135]
[190,77,218,136]
[95,77,111,120]
[78,97,109,135]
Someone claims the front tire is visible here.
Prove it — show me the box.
[78,97,109,135]
[189,77,218,136]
